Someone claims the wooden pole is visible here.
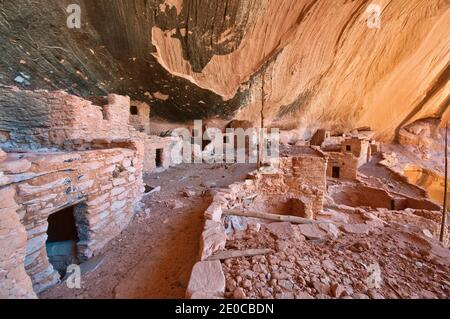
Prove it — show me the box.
[258,71,265,169]
[440,124,448,243]
[206,249,273,261]
[223,209,324,225]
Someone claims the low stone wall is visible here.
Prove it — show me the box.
[186,179,256,298]
[0,140,144,297]
[329,182,441,212]
[187,149,328,298]
[330,183,393,209]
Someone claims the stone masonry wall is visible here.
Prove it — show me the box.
[326,152,358,180]
[253,155,328,218]
[0,86,178,174]
[0,186,37,299]
[0,86,132,151]
[129,101,151,135]
[341,138,371,167]
[0,140,144,295]
[143,136,177,172]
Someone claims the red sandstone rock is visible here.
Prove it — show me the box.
[191,292,224,299]
[186,261,226,298]
[0,148,6,161]
[312,281,331,296]
[340,224,373,235]
[266,222,300,241]
[275,292,294,299]
[233,287,246,299]
[331,283,346,298]
[0,159,31,174]
[297,224,327,240]
[295,291,314,299]
[200,221,227,260]
[368,289,385,299]
[349,242,371,253]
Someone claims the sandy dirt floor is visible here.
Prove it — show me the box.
[41,162,256,299]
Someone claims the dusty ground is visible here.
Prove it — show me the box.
[40,162,256,299]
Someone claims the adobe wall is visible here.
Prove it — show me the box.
[326,152,358,180]
[0,140,144,296]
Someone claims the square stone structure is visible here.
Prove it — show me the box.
[129,101,151,135]
[341,137,371,167]
[0,86,157,298]
[310,129,331,147]
[0,142,144,297]
[0,85,177,174]
[251,146,328,219]
[326,152,358,180]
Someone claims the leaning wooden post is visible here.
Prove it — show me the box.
[258,71,265,169]
[440,124,448,243]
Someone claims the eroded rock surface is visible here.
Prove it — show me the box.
[0,1,448,138]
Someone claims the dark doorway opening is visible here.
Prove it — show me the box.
[130,105,139,115]
[46,205,80,278]
[346,145,351,152]
[332,166,340,179]
[156,149,164,168]
[390,199,396,210]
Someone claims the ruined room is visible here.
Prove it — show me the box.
[0,0,449,301]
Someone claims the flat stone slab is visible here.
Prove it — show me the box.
[266,222,299,240]
[340,223,372,235]
[186,261,225,298]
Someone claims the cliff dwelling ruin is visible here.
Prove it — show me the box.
[0,0,449,302]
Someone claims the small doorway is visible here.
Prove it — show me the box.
[130,105,139,115]
[46,205,80,278]
[332,166,340,179]
[156,148,164,168]
[390,199,396,210]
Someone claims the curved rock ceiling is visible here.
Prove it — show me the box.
[0,0,449,140]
